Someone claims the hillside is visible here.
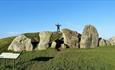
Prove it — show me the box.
[0,36,15,52]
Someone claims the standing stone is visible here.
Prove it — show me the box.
[105,40,111,46]
[80,25,99,48]
[61,28,80,48]
[61,44,66,48]
[37,32,52,50]
[109,37,115,45]
[51,42,56,48]
[8,35,33,51]
[99,39,107,46]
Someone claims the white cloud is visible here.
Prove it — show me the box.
[0,32,21,38]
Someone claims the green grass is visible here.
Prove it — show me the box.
[0,36,15,52]
[0,47,115,70]
[23,32,39,42]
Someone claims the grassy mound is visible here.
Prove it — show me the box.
[51,32,62,41]
[23,32,62,42]
[23,32,39,42]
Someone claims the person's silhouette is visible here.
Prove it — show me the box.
[56,24,61,32]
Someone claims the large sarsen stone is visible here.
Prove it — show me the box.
[80,25,99,48]
[8,35,33,51]
[36,31,52,50]
[61,28,80,48]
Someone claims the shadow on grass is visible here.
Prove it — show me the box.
[31,57,54,61]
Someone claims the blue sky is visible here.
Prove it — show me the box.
[0,0,115,39]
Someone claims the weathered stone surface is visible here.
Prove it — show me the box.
[99,39,107,46]
[51,32,62,41]
[51,42,56,48]
[61,28,80,48]
[109,37,115,45]
[51,42,66,49]
[37,32,52,50]
[8,35,33,51]
[105,40,111,46]
[80,25,99,48]
[61,44,66,48]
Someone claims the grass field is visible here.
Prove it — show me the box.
[0,46,115,70]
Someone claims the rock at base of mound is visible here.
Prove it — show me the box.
[109,37,115,45]
[61,44,66,48]
[51,41,56,48]
[51,42,66,49]
[106,40,111,46]
[8,35,33,52]
[80,25,99,48]
[99,39,107,46]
